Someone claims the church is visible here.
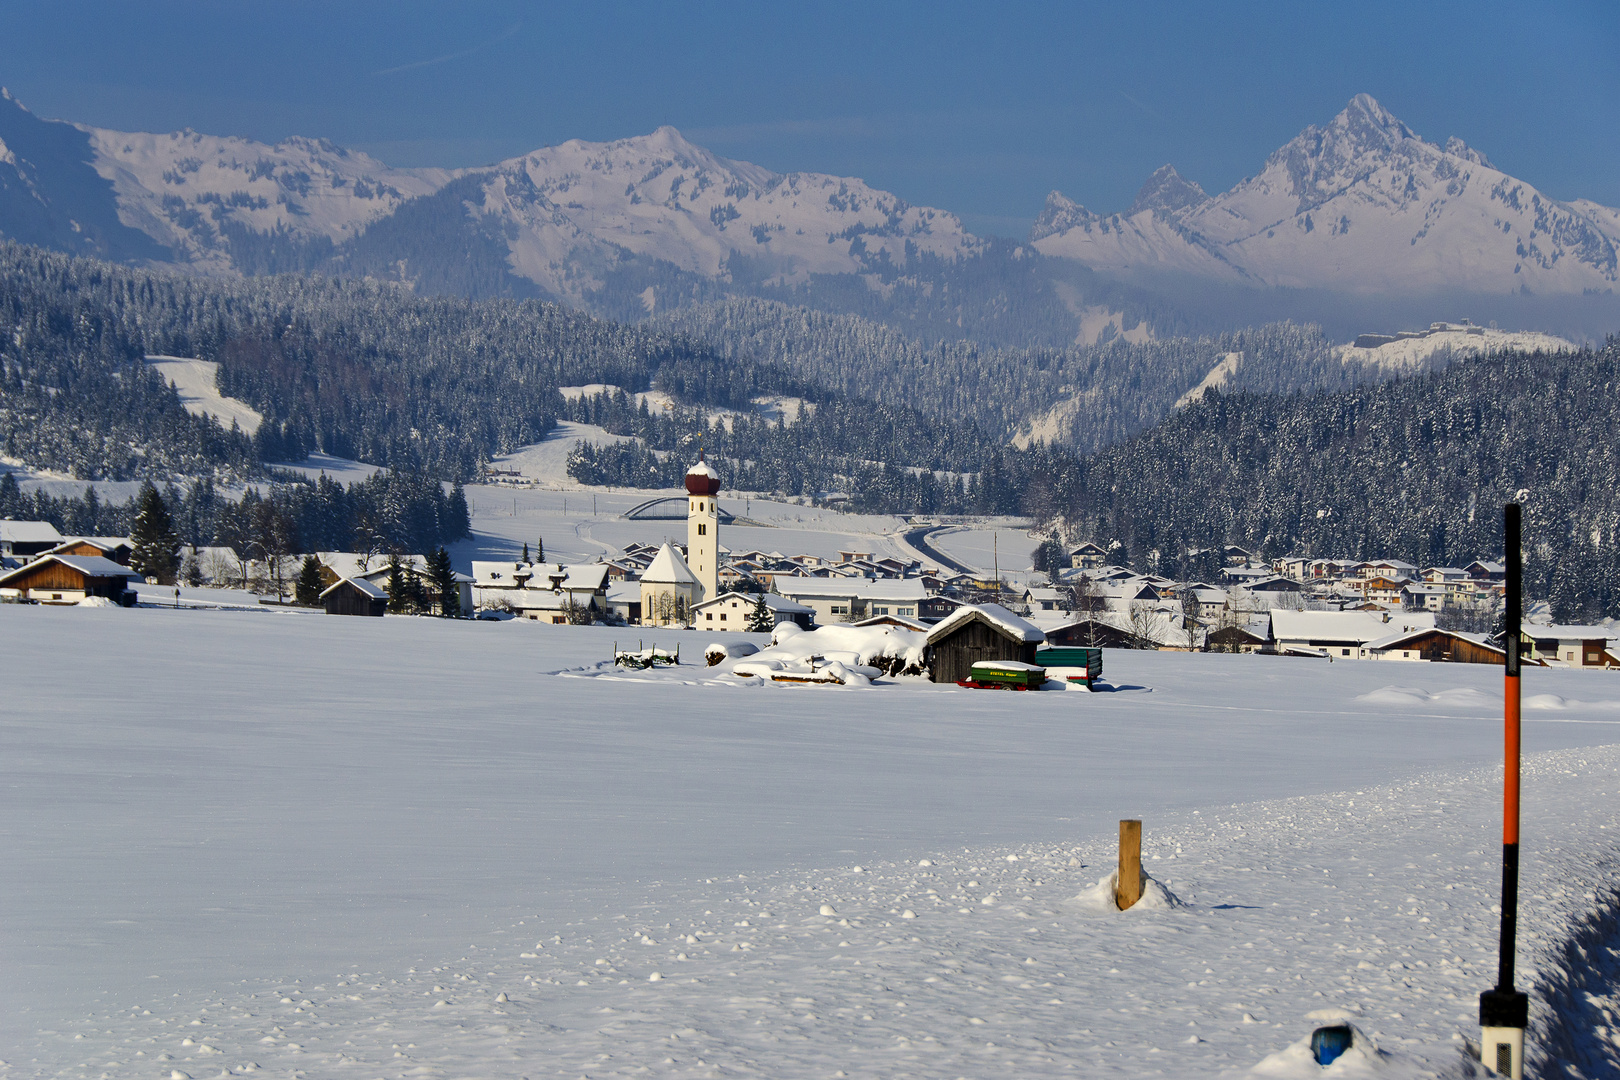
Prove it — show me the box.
[638,455,721,625]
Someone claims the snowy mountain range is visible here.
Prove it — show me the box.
[1,88,1616,338]
[1031,94,1620,296]
[0,89,979,307]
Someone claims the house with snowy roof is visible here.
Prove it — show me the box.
[0,553,140,604]
[0,520,63,559]
[1520,625,1620,668]
[472,560,605,622]
[44,536,134,565]
[693,591,813,631]
[1022,586,1067,612]
[1400,582,1449,611]
[1269,609,1437,659]
[1366,627,1505,664]
[775,578,929,625]
[1068,542,1109,570]
[1355,559,1418,581]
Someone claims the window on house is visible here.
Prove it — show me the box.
[1341,649,1351,656]
[875,606,889,615]
[720,613,727,621]
[698,524,706,535]
[706,612,713,620]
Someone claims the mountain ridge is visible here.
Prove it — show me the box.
[1031,94,1620,296]
[0,90,1616,342]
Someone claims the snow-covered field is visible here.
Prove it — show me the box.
[144,357,264,436]
[6,606,1620,1078]
[451,482,916,569]
[926,524,1042,579]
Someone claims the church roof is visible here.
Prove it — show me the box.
[641,542,698,585]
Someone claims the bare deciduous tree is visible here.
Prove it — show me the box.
[1127,600,1169,649]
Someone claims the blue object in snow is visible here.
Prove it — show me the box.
[1311,1024,1353,1066]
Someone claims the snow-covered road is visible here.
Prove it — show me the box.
[5,607,1620,1077]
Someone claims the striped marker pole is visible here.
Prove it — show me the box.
[1479,503,1527,1078]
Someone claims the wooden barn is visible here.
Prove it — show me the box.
[43,536,134,565]
[0,553,139,604]
[1044,617,1139,649]
[320,576,389,617]
[925,603,1045,684]
[1368,627,1505,664]
[1204,623,1270,653]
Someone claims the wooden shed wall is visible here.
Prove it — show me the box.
[929,618,1038,683]
[1047,621,1134,649]
[324,583,387,617]
[1409,631,1504,665]
[5,562,127,597]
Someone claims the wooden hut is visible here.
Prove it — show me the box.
[1044,617,1138,650]
[0,554,139,604]
[1368,627,1505,664]
[320,576,389,617]
[925,603,1045,684]
[43,536,134,565]
[1204,624,1269,653]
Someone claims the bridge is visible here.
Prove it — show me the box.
[621,496,736,523]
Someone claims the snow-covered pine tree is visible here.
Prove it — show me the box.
[746,593,774,633]
[129,482,180,584]
[295,555,324,607]
[385,554,408,614]
[428,546,458,617]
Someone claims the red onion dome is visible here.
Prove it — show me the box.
[684,457,721,496]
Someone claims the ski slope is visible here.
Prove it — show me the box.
[144,356,264,435]
[5,606,1620,1077]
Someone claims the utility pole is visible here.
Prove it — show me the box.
[1480,502,1528,1078]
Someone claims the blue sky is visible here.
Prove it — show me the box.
[3,0,1616,237]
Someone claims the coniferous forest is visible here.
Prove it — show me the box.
[1,238,1618,614]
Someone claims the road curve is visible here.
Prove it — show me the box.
[899,526,978,576]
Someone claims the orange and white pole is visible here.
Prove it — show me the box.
[1480,503,1527,1078]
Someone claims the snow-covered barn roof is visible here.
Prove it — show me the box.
[0,520,63,545]
[319,576,389,601]
[926,603,1045,645]
[0,553,140,586]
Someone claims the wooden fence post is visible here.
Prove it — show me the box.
[1117,819,1143,910]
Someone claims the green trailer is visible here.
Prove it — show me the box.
[960,660,1047,691]
[1033,645,1103,690]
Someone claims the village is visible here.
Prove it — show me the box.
[3,455,1617,682]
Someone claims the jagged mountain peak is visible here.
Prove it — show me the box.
[1031,92,1620,297]
[1028,190,1092,242]
[1127,165,1209,216]
[1336,93,1416,146]
[524,124,780,191]
[1442,135,1493,168]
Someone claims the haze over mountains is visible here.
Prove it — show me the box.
[0,88,1616,342]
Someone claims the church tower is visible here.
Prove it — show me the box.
[685,455,721,604]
